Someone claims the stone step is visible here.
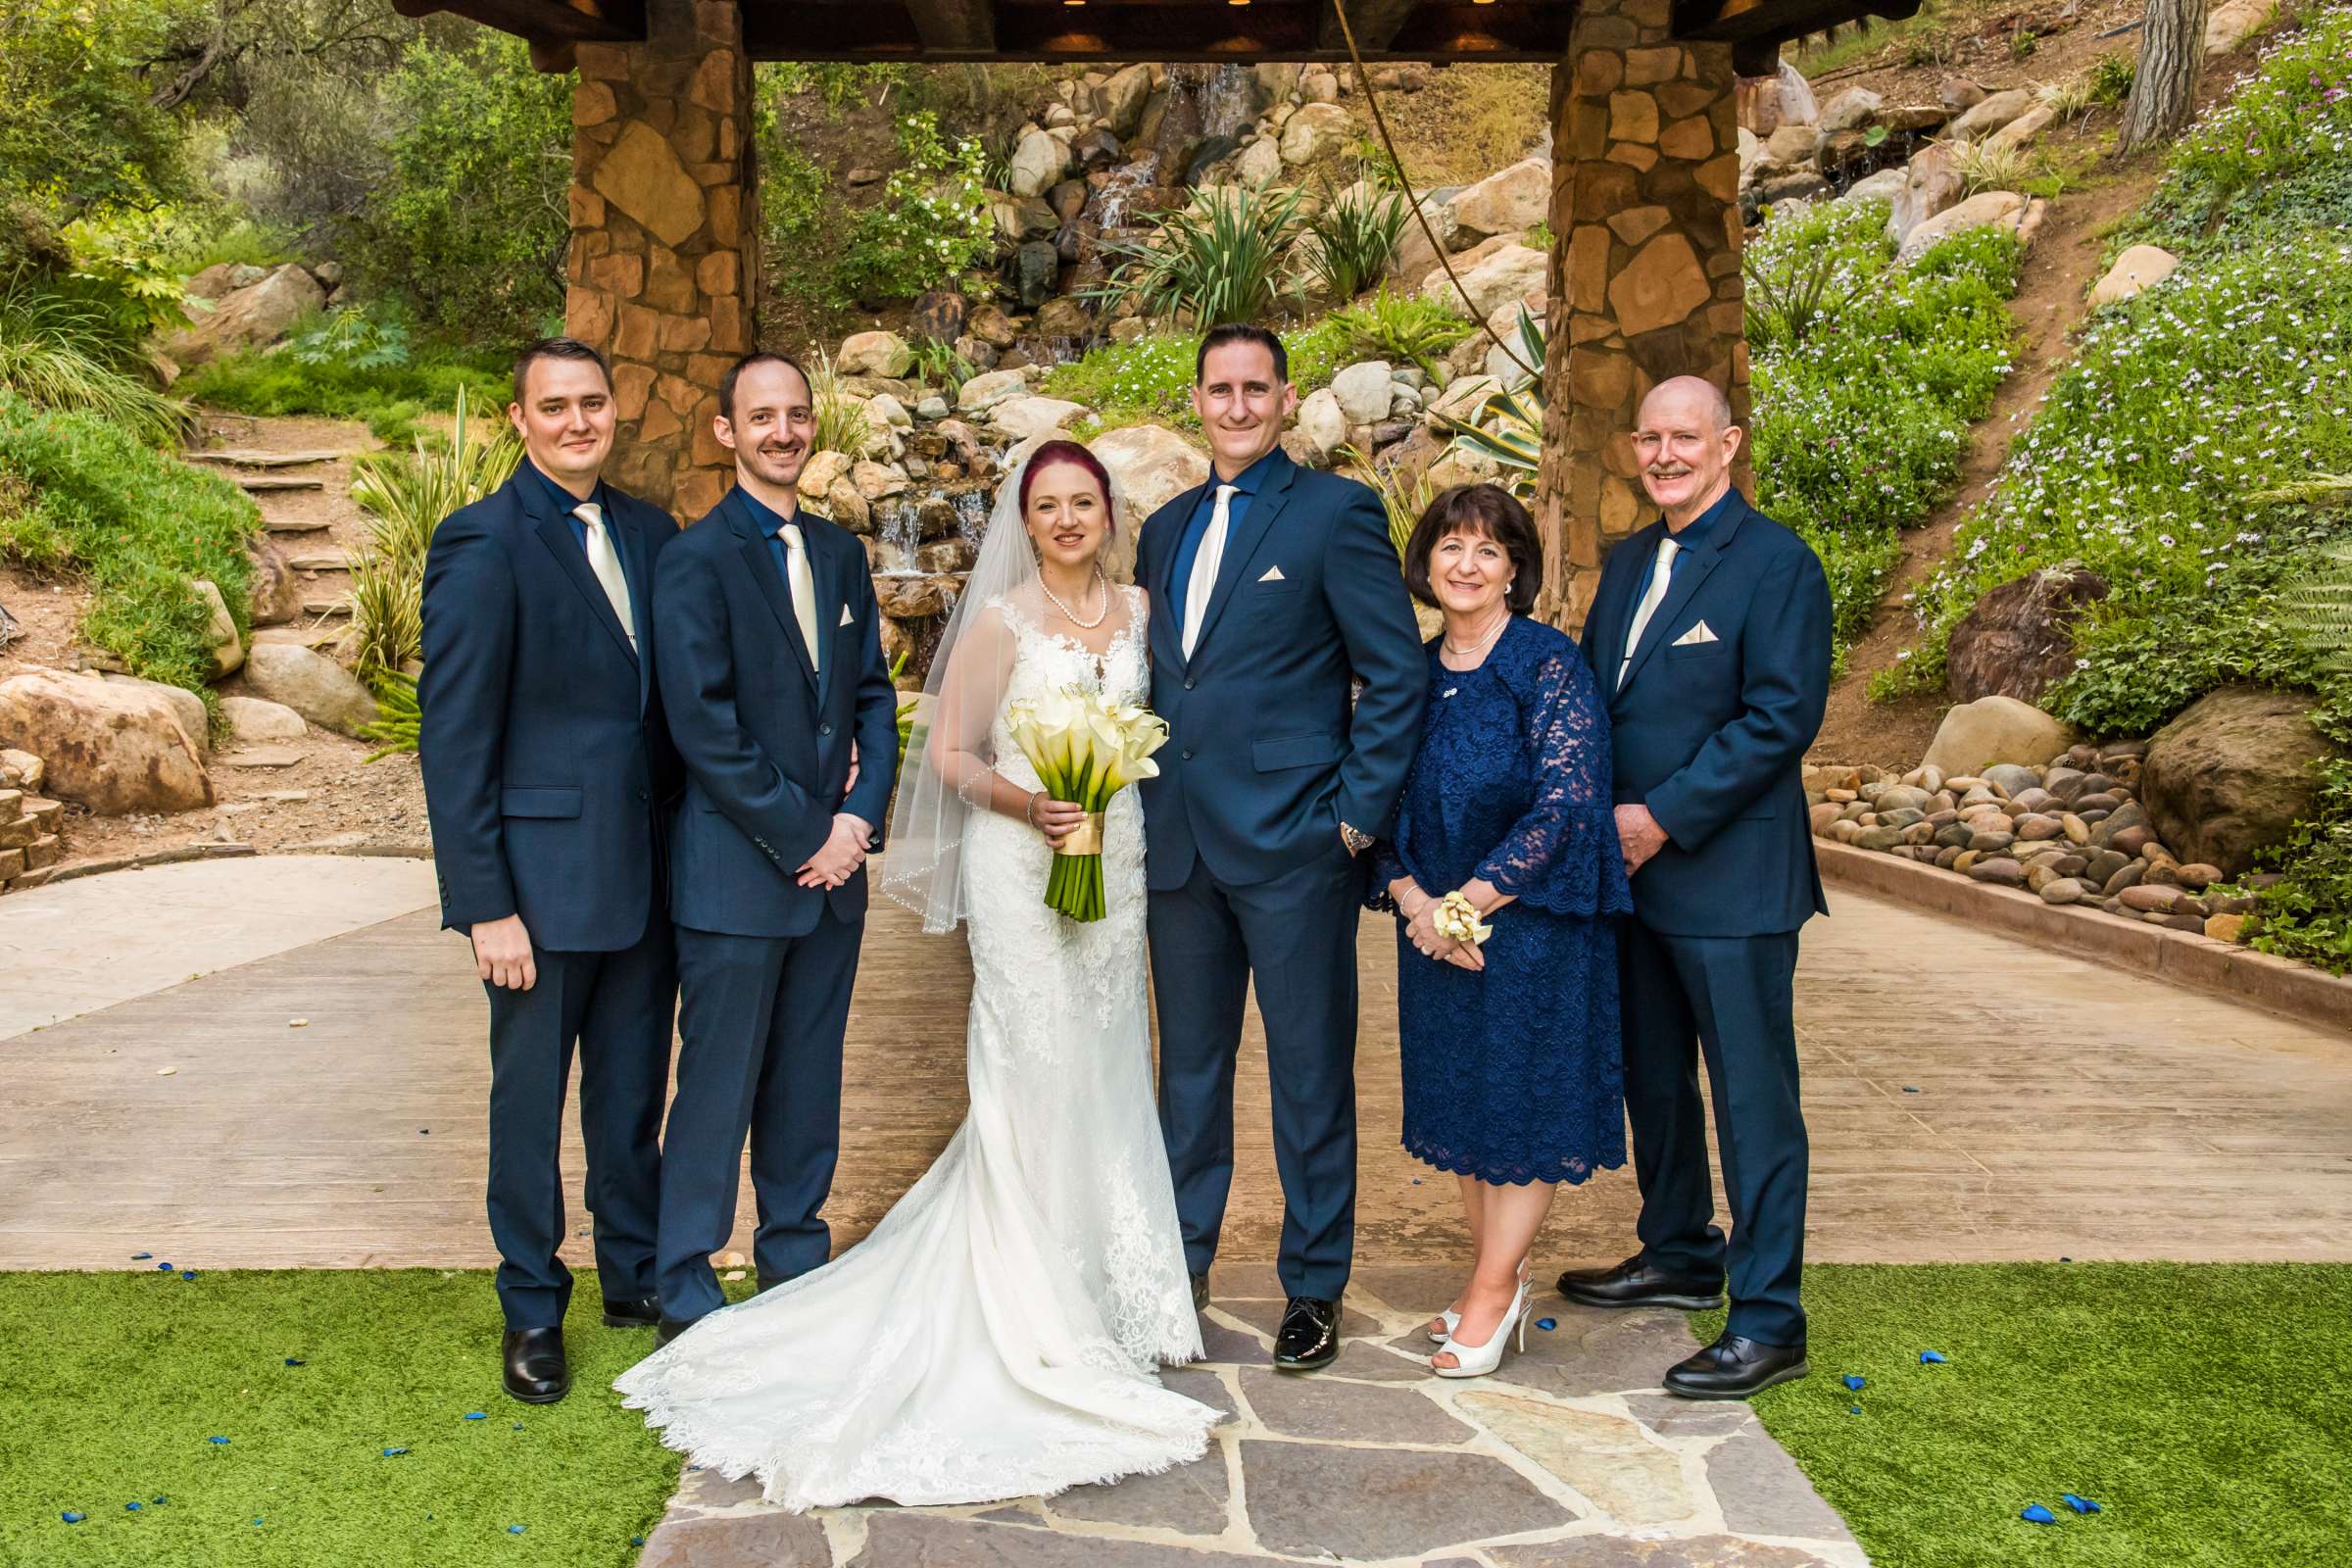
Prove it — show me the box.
[187,449,353,468]
[301,598,351,617]
[221,748,304,769]
[234,475,324,493]
[262,516,332,535]
[287,554,359,572]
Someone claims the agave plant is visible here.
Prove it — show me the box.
[346,383,523,675]
[1430,306,1548,498]
[1324,287,1473,376]
[1091,183,1310,326]
[1302,185,1409,303]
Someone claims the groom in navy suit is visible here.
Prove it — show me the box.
[649,353,900,1344]
[1140,324,1427,1371]
[419,337,681,1403]
[1559,376,1831,1398]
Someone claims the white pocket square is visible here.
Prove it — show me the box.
[839,605,855,627]
[1671,620,1718,647]
[1257,564,1286,583]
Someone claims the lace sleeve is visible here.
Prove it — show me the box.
[1473,648,1632,916]
[1366,839,1411,915]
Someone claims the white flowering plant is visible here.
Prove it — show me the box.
[838,111,997,307]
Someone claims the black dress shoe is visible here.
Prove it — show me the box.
[601,1296,660,1328]
[655,1317,700,1348]
[502,1327,570,1404]
[1664,1333,1809,1399]
[1272,1297,1342,1372]
[757,1274,791,1296]
[1190,1272,1211,1311]
[1556,1253,1726,1311]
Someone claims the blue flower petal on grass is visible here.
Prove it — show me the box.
[62,1512,85,1524]
[382,1447,409,1457]
[631,1537,645,1547]
[1842,1374,1867,1391]
[284,1358,306,1367]
[152,1496,168,1505]
[1920,1349,1948,1364]
[463,1411,487,1421]
[132,1252,152,1260]
[1848,1404,1862,1414]
[509,1524,526,1535]
[2021,1503,2057,1524]
[1536,1317,1556,1331]
[207,1436,229,1446]
[180,1271,199,1281]
[156,1261,173,1271]
[253,1517,265,1527]
[2064,1494,2103,1514]
[125,1501,141,1511]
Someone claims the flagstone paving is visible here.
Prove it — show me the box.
[635,1267,1862,1568]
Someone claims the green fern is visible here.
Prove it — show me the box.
[360,668,421,760]
[2278,540,2352,675]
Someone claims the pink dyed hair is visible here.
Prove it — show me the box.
[1018,439,1116,533]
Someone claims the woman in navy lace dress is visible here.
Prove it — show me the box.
[1374,484,1633,1378]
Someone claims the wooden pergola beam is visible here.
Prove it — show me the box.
[734,2,1567,63]
[390,0,648,45]
[903,0,996,53]
[1316,0,1424,54]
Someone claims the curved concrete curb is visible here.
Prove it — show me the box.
[1817,838,2352,1040]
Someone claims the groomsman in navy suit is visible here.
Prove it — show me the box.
[649,353,899,1343]
[1559,376,1832,1398]
[419,337,682,1403]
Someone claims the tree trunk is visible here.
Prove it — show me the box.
[2121,0,2209,154]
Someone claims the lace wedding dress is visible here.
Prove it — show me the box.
[615,585,1217,1510]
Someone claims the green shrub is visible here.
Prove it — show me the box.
[1301,187,1408,303]
[1742,200,2021,657]
[1043,333,1202,430]
[0,390,260,694]
[0,0,191,225]
[344,31,571,340]
[1095,183,1309,327]
[2245,708,2352,974]
[836,112,996,307]
[1323,288,1474,375]
[178,348,508,445]
[761,138,845,315]
[0,272,188,445]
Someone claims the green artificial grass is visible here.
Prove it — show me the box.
[0,1269,698,1567]
[1707,1263,2352,1568]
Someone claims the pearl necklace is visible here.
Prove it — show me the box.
[1442,611,1509,662]
[1040,564,1108,629]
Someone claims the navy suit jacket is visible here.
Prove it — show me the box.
[418,469,681,953]
[654,487,899,939]
[1136,449,1427,891]
[1582,489,1832,938]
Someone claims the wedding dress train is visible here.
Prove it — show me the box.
[614,587,1217,1509]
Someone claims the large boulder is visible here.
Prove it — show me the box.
[2142,685,2335,876]
[1235,134,1285,188]
[1292,388,1349,466]
[1388,196,1460,284]
[1896,189,2029,264]
[241,642,377,736]
[956,368,1029,414]
[1008,127,1069,198]
[164,264,325,368]
[100,673,209,759]
[1093,423,1209,522]
[1948,88,2035,140]
[1886,141,1965,245]
[1447,157,1551,245]
[2207,0,2277,54]
[1423,242,1547,321]
[1818,86,1885,133]
[245,537,306,627]
[1100,63,1153,140]
[1331,361,1395,426]
[1985,104,2056,155]
[0,669,214,815]
[2088,245,2180,309]
[988,395,1088,441]
[1279,103,1353,166]
[1921,694,2074,779]
[221,695,307,745]
[1945,564,2109,706]
[837,330,912,378]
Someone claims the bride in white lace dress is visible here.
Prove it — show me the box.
[613,440,1219,1509]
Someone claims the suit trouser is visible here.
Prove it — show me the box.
[1619,917,1809,1345]
[656,911,862,1323]
[1149,843,1364,1300]
[484,915,676,1330]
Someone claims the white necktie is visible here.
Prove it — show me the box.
[1182,484,1239,660]
[1617,534,1681,691]
[780,521,821,675]
[573,502,636,652]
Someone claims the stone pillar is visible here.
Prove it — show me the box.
[1535,0,1748,630]
[567,0,759,520]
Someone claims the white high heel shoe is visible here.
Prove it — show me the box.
[1429,1257,1530,1344]
[1431,1279,1530,1379]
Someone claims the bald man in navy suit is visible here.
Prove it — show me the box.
[1557,377,1831,1400]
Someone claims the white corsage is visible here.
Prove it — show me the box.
[1431,891,1493,947]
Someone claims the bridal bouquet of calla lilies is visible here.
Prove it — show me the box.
[1004,685,1171,922]
[1432,891,1494,947]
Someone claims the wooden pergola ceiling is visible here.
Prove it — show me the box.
[391,0,1921,71]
